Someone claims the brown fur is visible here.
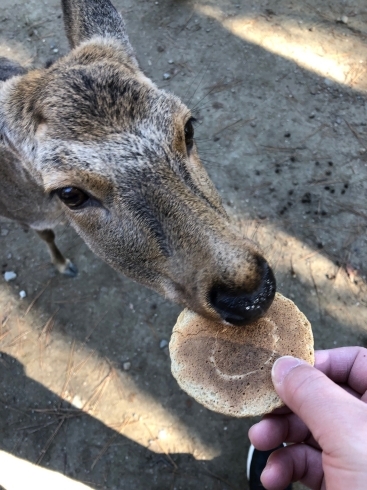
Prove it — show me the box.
[0,0,276,324]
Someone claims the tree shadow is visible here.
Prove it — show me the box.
[0,352,245,490]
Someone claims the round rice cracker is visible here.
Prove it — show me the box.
[169,293,314,418]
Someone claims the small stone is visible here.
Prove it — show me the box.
[4,271,17,282]
[168,59,174,64]
[158,429,167,439]
[72,395,83,409]
[340,15,348,24]
[163,72,171,80]
[160,339,169,349]
[19,290,27,299]
[52,48,59,53]
[1,228,9,237]
[123,361,131,371]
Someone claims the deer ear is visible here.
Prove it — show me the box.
[0,67,43,161]
[0,59,26,152]
[61,0,135,58]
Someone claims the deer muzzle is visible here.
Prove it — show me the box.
[208,256,276,326]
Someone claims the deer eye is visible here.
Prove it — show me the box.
[184,118,196,152]
[56,187,89,209]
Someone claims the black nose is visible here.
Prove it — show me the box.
[209,260,276,326]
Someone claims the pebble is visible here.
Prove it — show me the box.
[72,395,83,409]
[163,72,171,80]
[123,361,131,371]
[158,429,167,439]
[159,339,169,349]
[52,48,59,54]
[4,271,17,282]
[1,228,9,237]
[168,59,174,64]
[19,290,27,299]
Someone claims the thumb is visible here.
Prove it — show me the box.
[271,356,367,452]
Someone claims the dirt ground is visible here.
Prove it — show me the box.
[1,0,367,489]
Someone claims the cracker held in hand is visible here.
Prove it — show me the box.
[169,293,314,417]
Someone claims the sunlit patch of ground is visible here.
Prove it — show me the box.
[196,4,367,91]
[0,283,219,460]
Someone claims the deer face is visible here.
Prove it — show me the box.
[0,1,276,326]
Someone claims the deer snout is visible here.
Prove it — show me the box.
[208,257,276,326]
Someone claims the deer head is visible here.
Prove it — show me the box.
[0,0,275,326]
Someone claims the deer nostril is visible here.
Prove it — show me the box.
[208,260,276,326]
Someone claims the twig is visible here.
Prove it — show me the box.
[15,420,57,434]
[60,341,76,401]
[24,280,51,317]
[73,351,95,375]
[36,417,66,465]
[260,145,306,152]
[0,399,31,418]
[0,331,10,344]
[39,309,59,340]
[83,370,112,413]
[345,120,367,150]
[308,262,322,323]
[91,432,119,471]
[300,124,328,144]
[84,312,108,343]
[201,467,239,490]
[90,419,134,470]
[142,422,178,471]
[27,19,49,30]
[300,249,321,261]
[1,314,11,328]
[53,296,95,304]
[4,331,30,348]
[212,118,253,137]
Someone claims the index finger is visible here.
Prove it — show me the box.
[315,347,367,397]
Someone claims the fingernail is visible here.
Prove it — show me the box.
[272,356,306,385]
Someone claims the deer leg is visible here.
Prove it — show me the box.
[36,229,78,277]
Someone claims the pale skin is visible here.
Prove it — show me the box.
[248,347,367,490]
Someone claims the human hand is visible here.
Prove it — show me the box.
[248,347,367,490]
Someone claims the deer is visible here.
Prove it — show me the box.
[0,0,276,327]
